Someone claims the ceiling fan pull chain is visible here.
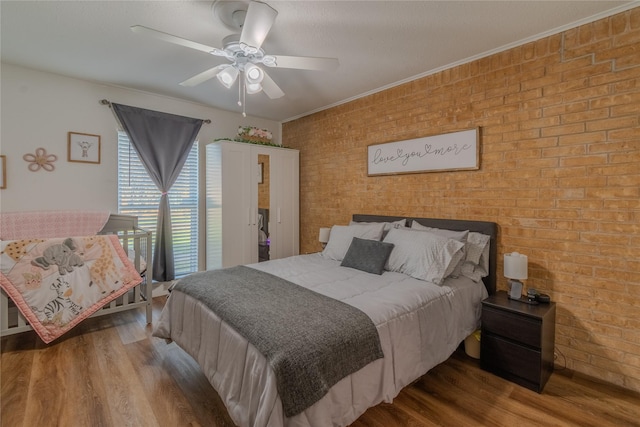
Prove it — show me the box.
[242,73,247,118]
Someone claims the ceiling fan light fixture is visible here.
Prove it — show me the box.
[245,64,264,84]
[246,82,263,94]
[217,65,239,88]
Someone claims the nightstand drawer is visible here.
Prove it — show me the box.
[482,306,541,348]
[481,334,542,385]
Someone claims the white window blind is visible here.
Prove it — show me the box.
[117,131,199,278]
[205,143,222,270]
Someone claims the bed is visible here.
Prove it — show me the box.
[0,212,152,340]
[154,214,497,427]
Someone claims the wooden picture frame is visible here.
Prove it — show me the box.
[367,128,479,176]
[68,132,101,164]
[0,155,6,189]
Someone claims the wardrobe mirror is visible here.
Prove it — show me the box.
[257,154,270,262]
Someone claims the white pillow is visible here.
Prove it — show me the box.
[383,227,465,285]
[321,223,386,261]
[460,231,491,282]
[411,222,491,281]
[410,223,469,277]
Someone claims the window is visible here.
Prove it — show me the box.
[117,131,199,278]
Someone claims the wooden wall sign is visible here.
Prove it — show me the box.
[367,128,479,176]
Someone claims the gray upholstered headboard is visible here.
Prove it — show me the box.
[352,214,498,295]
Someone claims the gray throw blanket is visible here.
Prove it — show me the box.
[173,265,384,417]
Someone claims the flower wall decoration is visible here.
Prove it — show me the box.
[23,147,57,172]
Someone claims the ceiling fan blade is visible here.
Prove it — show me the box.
[179,65,226,87]
[239,1,278,52]
[269,55,339,71]
[131,25,216,54]
[261,70,284,99]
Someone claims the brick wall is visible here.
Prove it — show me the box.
[258,154,270,209]
[283,8,640,392]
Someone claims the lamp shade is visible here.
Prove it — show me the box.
[246,82,263,94]
[216,65,239,88]
[245,64,264,84]
[504,252,528,280]
[318,227,331,244]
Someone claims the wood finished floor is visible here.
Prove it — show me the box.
[2,296,639,427]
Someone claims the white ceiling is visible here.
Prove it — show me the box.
[1,1,636,122]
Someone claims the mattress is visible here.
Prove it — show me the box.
[153,253,488,427]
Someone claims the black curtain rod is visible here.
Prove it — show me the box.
[100,99,211,124]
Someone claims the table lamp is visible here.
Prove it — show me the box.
[504,252,527,300]
[319,227,330,249]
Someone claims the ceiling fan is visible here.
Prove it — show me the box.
[131,0,339,116]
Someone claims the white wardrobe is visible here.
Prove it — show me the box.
[205,140,299,270]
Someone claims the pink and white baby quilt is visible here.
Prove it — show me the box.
[0,235,142,343]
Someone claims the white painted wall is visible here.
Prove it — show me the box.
[0,63,281,214]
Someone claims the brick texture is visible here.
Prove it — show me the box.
[258,154,270,209]
[283,8,640,392]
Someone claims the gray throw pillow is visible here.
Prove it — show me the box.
[340,237,395,275]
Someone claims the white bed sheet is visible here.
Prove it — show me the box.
[154,253,488,427]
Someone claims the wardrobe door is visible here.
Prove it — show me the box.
[205,141,252,269]
[270,148,299,260]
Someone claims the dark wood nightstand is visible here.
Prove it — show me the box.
[481,291,556,393]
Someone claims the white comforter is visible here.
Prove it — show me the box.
[154,253,488,427]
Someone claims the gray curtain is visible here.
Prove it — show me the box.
[112,103,203,281]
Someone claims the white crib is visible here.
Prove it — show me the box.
[1,213,153,337]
